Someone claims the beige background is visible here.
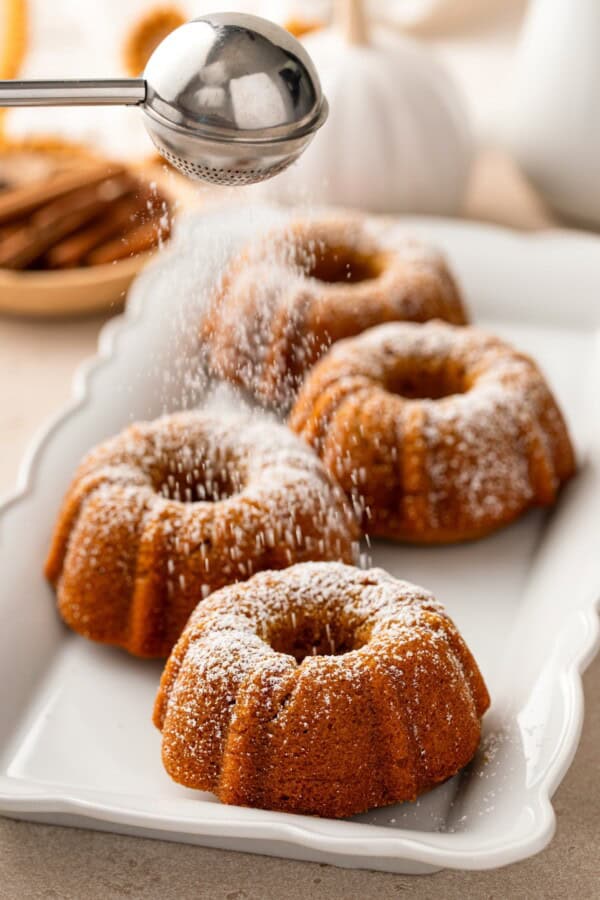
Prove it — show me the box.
[0,154,598,898]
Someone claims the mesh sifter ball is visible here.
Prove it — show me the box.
[0,14,328,186]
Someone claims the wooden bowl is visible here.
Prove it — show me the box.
[0,251,154,317]
[0,143,192,318]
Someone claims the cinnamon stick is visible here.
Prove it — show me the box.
[0,173,136,269]
[86,214,171,265]
[45,188,153,268]
[0,162,126,226]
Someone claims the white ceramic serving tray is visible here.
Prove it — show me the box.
[1,209,599,875]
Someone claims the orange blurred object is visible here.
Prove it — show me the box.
[0,0,27,130]
[123,5,186,76]
[284,16,324,39]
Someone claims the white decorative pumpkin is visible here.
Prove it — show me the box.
[258,0,473,215]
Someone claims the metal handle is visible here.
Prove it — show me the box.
[0,79,146,107]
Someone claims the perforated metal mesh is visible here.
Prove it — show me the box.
[160,148,292,185]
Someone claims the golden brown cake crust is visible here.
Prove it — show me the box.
[45,412,359,657]
[154,561,490,818]
[289,321,576,543]
[200,213,468,410]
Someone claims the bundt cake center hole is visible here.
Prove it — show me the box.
[386,368,467,400]
[303,244,384,284]
[270,617,364,662]
[154,457,243,503]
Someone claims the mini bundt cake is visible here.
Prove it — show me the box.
[45,411,359,657]
[154,562,490,818]
[200,213,468,410]
[289,321,576,543]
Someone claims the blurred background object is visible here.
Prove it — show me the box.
[257,0,473,214]
[122,6,187,77]
[371,0,505,33]
[261,0,527,147]
[261,0,506,34]
[0,0,26,80]
[0,0,27,131]
[505,0,600,227]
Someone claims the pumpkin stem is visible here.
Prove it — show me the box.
[335,0,369,46]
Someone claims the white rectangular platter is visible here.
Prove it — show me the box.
[1,208,599,874]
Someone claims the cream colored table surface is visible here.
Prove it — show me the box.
[1,154,599,899]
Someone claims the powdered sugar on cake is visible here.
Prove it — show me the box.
[154,562,490,817]
[289,319,575,541]
[46,408,360,657]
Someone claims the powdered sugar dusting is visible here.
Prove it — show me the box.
[53,408,360,656]
[156,561,489,816]
[200,212,466,411]
[290,319,574,541]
